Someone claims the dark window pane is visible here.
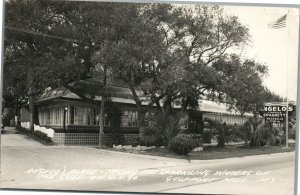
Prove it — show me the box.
[70,106,74,124]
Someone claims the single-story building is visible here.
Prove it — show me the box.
[21,77,251,146]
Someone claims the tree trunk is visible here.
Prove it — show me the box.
[128,71,146,139]
[28,68,35,131]
[14,97,18,126]
[29,90,35,130]
[99,66,107,148]
[99,98,105,148]
[138,108,146,137]
[217,124,226,148]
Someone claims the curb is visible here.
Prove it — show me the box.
[44,145,295,163]
[52,146,295,164]
[190,151,295,164]
[96,148,190,163]
[44,145,189,163]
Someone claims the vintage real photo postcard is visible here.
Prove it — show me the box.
[0,0,299,195]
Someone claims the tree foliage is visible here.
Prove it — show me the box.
[90,4,252,125]
[4,1,285,137]
[4,0,83,127]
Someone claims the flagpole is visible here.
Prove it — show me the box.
[268,12,290,148]
[285,10,290,148]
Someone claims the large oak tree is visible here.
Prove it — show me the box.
[4,1,284,146]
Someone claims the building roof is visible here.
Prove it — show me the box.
[198,100,252,116]
[37,78,252,116]
[37,79,136,104]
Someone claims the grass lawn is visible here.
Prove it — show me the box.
[108,143,295,160]
[188,144,295,160]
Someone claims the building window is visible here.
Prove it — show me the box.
[121,110,138,127]
[70,106,93,125]
[94,112,110,127]
[39,109,44,125]
[145,111,156,127]
[55,107,60,124]
[46,109,50,124]
[104,113,110,126]
[41,107,63,125]
[70,106,74,124]
[74,107,79,124]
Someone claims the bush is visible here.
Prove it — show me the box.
[270,136,281,146]
[241,117,281,147]
[31,130,52,142]
[154,111,184,147]
[110,128,124,145]
[132,137,141,147]
[132,137,155,147]
[17,125,28,132]
[204,118,244,146]
[143,127,157,136]
[289,123,296,140]
[168,134,198,155]
[250,138,266,146]
[203,131,212,143]
[155,134,165,147]
[17,126,52,143]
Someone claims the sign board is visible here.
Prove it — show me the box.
[262,103,294,123]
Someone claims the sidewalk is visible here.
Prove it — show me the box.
[1,131,44,147]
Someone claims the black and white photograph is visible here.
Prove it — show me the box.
[0,0,299,195]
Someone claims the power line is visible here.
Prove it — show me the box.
[5,25,79,43]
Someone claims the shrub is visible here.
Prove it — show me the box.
[203,131,212,143]
[270,136,281,146]
[110,128,124,145]
[204,118,228,147]
[154,111,185,147]
[17,125,28,133]
[168,134,198,155]
[16,126,52,143]
[290,129,296,140]
[140,138,153,147]
[132,137,141,147]
[2,108,15,127]
[250,138,266,146]
[143,127,157,136]
[240,116,278,147]
[289,122,296,140]
[32,130,53,143]
[155,134,164,147]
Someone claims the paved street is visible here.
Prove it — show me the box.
[0,132,296,195]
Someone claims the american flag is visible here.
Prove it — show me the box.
[268,14,287,29]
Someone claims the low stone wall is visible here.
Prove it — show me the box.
[53,133,156,146]
[53,133,102,146]
[34,124,55,138]
[41,124,139,134]
[52,132,203,147]
[21,122,30,129]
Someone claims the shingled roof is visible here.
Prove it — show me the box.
[37,78,137,104]
[36,77,252,116]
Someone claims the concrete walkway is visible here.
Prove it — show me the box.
[1,130,44,147]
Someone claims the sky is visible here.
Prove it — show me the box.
[223,6,299,102]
